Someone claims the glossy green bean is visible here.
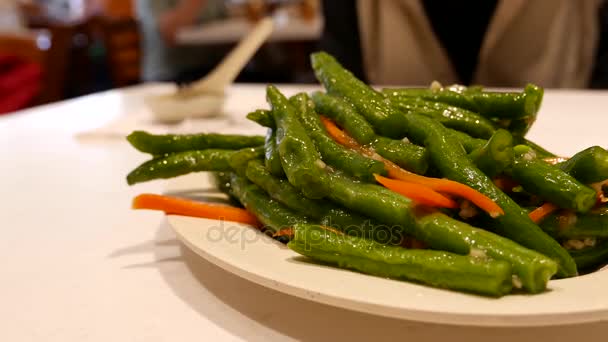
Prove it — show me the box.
[325,171,557,291]
[245,159,382,235]
[388,96,497,139]
[540,208,608,239]
[246,109,274,128]
[311,52,408,138]
[401,113,577,278]
[264,128,285,177]
[511,145,597,213]
[229,173,309,234]
[288,224,514,297]
[468,129,514,178]
[559,146,608,184]
[523,139,557,158]
[449,130,486,153]
[416,212,557,293]
[126,149,234,185]
[267,85,329,199]
[126,131,264,155]
[372,137,429,174]
[210,171,241,207]
[227,146,265,176]
[383,83,544,120]
[311,91,377,144]
[290,92,386,181]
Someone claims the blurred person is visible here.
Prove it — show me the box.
[136,0,227,82]
[321,0,604,88]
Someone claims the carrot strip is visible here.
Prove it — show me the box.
[319,115,361,149]
[389,169,504,218]
[132,193,262,227]
[273,228,295,238]
[374,174,458,208]
[320,115,504,217]
[528,202,559,223]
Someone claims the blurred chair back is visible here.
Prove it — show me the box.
[0,30,66,108]
[97,17,141,87]
[0,31,47,63]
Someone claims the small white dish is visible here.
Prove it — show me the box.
[146,18,274,123]
[144,93,225,123]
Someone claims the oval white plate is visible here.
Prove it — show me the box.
[166,173,608,327]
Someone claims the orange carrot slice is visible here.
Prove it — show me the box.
[320,115,504,217]
[374,174,458,208]
[132,193,261,227]
[387,168,504,218]
[273,228,295,238]
[528,202,559,223]
[319,115,361,149]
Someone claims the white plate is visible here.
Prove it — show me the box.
[166,90,608,326]
[166,172,608,327]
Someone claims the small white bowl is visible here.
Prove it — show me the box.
[145,93,225,123]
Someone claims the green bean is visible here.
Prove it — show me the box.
[506,115,537,139]
[510,145,597,213]
[523,138,557,158]
[468,129,514,178]
[126,149,235,185]
[288,224,514,297]
[289,93,387,181]
[558,146,608,184]
[210,171,233,195]
[540,208,608,239]
[325,171,556,291]
[267,85,330,199]
[326,172,416,229]
[229,173,309,234]
[416,212,557,293]
[311,91,377,144]
[373,137,429,174]
[126,131,264,155]
[245,159,323,217]
[449,130,486,153]
[264,128,285,177]
[309,90,428,174]
[388,96,497,139]
[401,113,577,277]
[210,171,241,207]
[246,109,274,128]
[383,83,544,120]
[227,146,265,176]
[311,52,408,138]
[245,159,383,236]
[569,240,608,271]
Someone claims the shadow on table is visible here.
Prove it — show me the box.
[146,219,607,342]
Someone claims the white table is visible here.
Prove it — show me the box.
[1,84,607,341]
[177,15,322,45]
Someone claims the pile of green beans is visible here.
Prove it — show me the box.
[125,51,608,297]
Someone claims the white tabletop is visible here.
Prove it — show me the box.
[1,84,607,341]
[177,15,322,45]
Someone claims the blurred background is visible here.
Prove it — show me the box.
[0,0,321,114]
[1,0,608,114]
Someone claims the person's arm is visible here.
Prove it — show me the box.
[159,0,208,45]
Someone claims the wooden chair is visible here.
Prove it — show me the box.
[96,16,142,87]
[0,30,66,105]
